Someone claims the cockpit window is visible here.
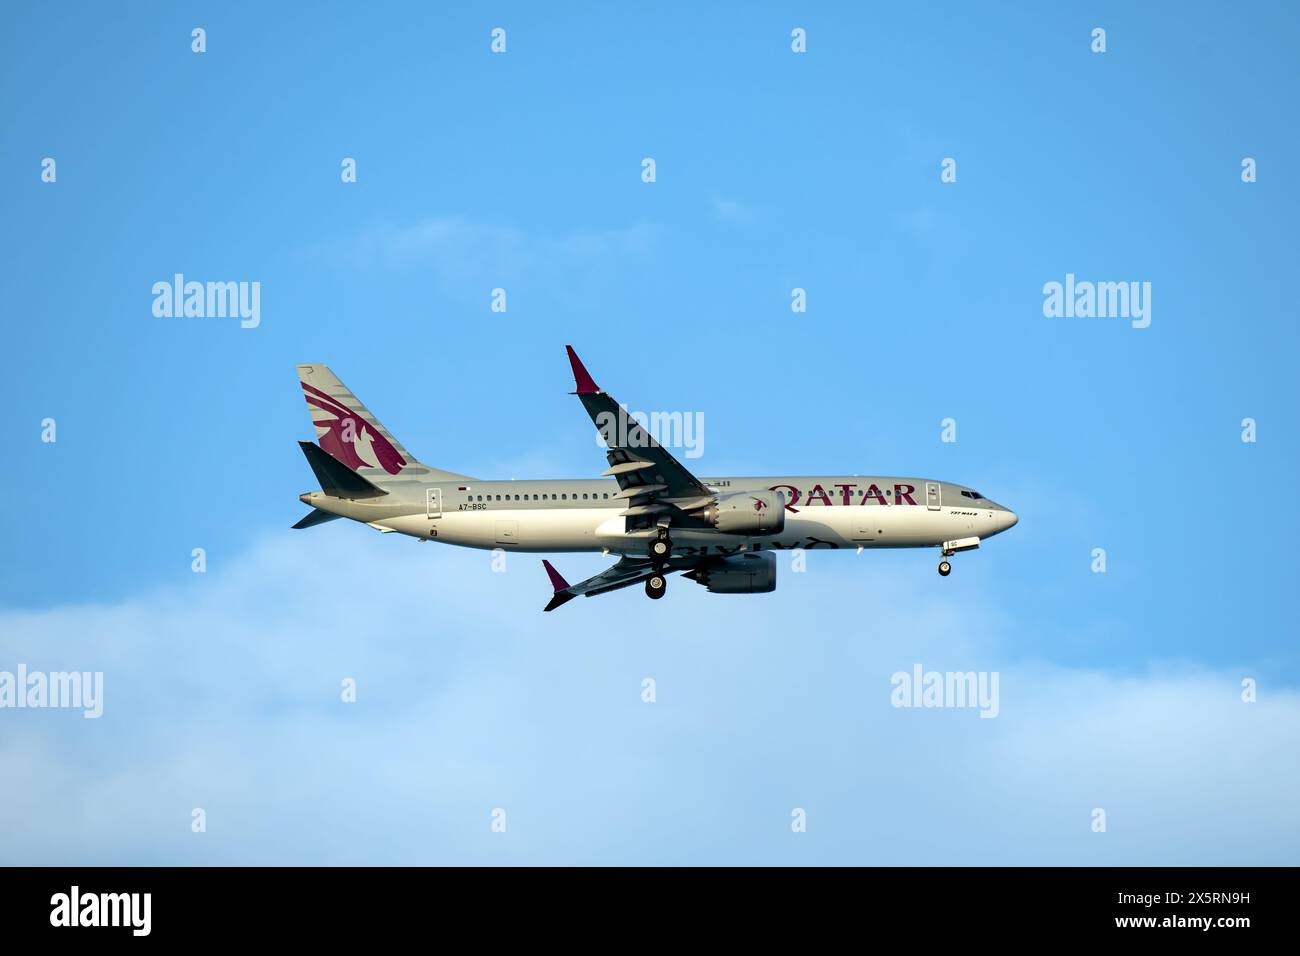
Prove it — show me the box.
[960,490,985,500]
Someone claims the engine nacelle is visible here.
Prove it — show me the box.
[686,552,777,594]
[701,490,786,536]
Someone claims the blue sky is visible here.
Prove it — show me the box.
[2,2,1298,864]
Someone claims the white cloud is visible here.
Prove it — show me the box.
[1,531,1296,864]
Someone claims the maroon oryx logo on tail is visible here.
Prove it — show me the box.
[301,382,407,475]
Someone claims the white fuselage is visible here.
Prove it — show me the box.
[307,475,1018,558]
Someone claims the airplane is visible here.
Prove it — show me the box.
[292,347,1018,610]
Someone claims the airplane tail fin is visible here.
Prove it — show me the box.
[295,364,472,483]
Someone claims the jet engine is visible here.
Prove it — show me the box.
[700,490,786,536]
[685,552,777,594]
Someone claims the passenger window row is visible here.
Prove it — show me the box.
[465,492,613,502]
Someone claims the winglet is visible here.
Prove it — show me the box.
[542,559,570,592]
[565,345,600,395]
[542,559,577,612]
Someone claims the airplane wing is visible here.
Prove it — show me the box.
[565,346,715,533]
[542,556,684,611]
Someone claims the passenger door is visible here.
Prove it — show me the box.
[925,482,941,511]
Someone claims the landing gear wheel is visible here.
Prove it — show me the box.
[938,560,952,577]
[645,574,667,599]
[648,537,672,564]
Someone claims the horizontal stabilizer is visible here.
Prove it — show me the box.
[291,508,342,530]
[298,441,388,499]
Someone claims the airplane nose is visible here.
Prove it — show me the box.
[1002,510,1018,531]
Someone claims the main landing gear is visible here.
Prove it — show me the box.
[645,531,672,599]
[938,560,952,577]
[648,535,672,564]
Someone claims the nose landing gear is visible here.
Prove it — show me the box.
[937,537,979,576]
